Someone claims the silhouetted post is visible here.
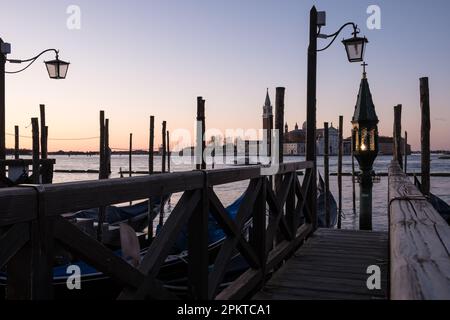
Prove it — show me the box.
[148,116,155,238]
[337,116,343,229]
[31,118,40,184]
[420,77,431,196]
[245,140,250,165]
[393,104,403,168]
[14,125,19,159]
[149,116,154,174]
[275,87,285,190]
[167,130,171,173]
[0,39,6,178]
[233,140,237,165]
[404,131,408,174]
[105,119,110,177]
[324,122,330,228]
[40,104,48,159]
[351,134,356,215]
[306,7,318,229]
[211,136,216,169]
[129,133,133,177]
[196,97,206,170]
[99,111,106,180]
[162,121,167,173]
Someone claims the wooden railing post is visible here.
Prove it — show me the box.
[39,104,48,160]
[188,173,209,299]
[31,118,40,184]
[162,121,167,173]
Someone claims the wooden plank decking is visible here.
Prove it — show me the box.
[253,228,389,300]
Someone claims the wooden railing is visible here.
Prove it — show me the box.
[388,161,450,300]
[0,161,315,300]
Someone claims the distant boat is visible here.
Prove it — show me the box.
[414,176,450,224]
[438,155,450,160]
[317,173,338,228]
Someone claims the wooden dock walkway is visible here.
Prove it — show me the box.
[253,229,389,300]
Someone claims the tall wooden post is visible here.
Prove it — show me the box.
[351,134,356,215]
[162,121,167,173]
[0,38,6,178]
[31,118,40,184]
[337,116,343,229]
[245,140,250,165]
[275,87,285,190]
[99,111,106,180]
[149,116,155,174]
[393,104,403,169]
[40,104,48,159]
[14,125,19,159]
[420,77,431,196]
[324,122,330,228]
[129,133,133,177]
[105,119,110,177]
[404,131,408,174]
[196,97,206,170]
[306,7,318,229]
[167,130,171,173]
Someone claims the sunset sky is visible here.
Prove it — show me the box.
[1,0,450,152]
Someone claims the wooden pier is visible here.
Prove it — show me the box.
[253,229,388,300]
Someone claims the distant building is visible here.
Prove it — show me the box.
[282,121,340,156]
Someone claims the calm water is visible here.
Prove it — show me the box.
[12,154,450,232]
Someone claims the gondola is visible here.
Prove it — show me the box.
[0,194,250,299]
[414,175,450,224]
[317,173,338,227]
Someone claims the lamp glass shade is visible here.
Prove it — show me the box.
[45,59,70,79]
[342,36,368,63]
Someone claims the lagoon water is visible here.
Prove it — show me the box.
[14,154,450,232]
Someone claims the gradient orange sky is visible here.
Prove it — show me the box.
[2,0,450,152]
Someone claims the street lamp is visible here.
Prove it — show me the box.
[352,63,379,230]
[305,7,369,229]
[0,38,70,177]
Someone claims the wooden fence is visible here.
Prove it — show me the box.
[388,160,450,300]
[0,161,315,300]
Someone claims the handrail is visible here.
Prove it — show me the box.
[388,160,450,300]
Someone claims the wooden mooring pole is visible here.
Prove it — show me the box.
[324,122,330,228]
[404,131,408,174]
[162,121,167,173]
[14,125,19,159]
[99,110,106,180]
[167,130,171,173]
[351,134,356,215]
[31,118,40,184]
[275,87,285,190]
[40,104,48,159]
[149,116,155,174]
[129,133,133,178]
[393,104,403,169]
[337,116,343,229]
[420,77,431,196]
[148,116,155,238]
[196,97,206,170]
[105,119,110,177]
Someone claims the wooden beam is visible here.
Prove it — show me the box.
[14,125,19,159]
[39,105,47,159]
[389,161,450,299]
[324,122,330,228]
[393,104,403,169]
[420,77,431,196]
[149,116,155,174]
[338,116,343,229]
[162,121,166,173]
[31,118,40,184]
[99,111,106,180]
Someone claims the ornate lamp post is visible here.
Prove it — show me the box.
[0,38,69,177]
[352,63,379,230]
[306,6,368,228]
